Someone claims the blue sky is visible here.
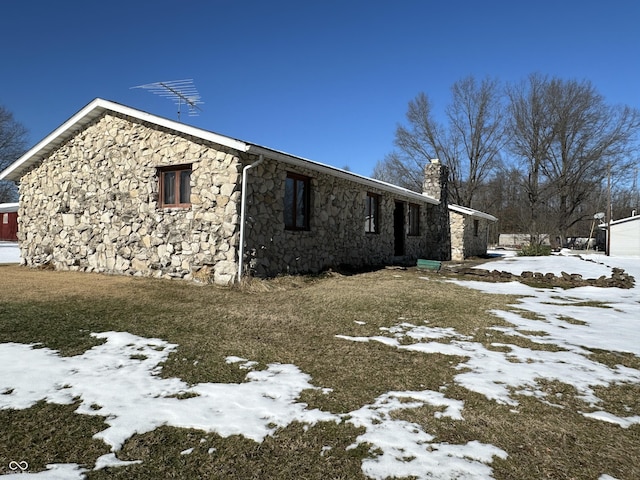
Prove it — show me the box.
[2,0,638,176]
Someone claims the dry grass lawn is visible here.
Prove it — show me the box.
[0,263,638,479]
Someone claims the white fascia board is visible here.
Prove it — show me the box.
[449,204,497,222]
[247,144,439,205]
[0,202,19,213]
[610,215,640,226]
[0,99,99,181]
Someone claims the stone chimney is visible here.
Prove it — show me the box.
[422,159,451,261]
[422,159,448,201]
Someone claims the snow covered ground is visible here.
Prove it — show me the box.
[0,247,638,479]
[0,242,19,264]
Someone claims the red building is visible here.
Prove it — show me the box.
[0,203,18,241]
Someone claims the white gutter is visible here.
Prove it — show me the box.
[237,154,264,282]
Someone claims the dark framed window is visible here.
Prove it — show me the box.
[365,192,379,233]
[408,203,420,236]
[473,219,479,237]
[284,172,310,230]
[159,165,192,208]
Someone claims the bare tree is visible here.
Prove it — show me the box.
[373,92,453,192]
[0,105,28,202]
[612,175,640,219]
[507,75,640,245]
[446,76,506,207]
[373,76,505,208]
[506,74,557,244]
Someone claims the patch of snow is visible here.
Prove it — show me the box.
[581,411,640,428]
[0,332,337,453]
[0,331,507,479]
[0,242,19,264]
[225,355,258,369]
[346,390,505,480]
[481,250,613,278]
[93,453,142,470]
[340,253,640,412]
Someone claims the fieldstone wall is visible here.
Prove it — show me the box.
[464,217,491,258]
[242,159,443,277]
[450,212,491,261]
[16,112,453,284]
[450,211,466,261]
[18,112,242,285]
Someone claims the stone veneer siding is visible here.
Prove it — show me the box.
[18,113,243,284]
[16,112,451,284]
[242,159,443,277]
[450,211,491,261]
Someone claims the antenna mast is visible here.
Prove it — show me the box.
[131,79,203,121]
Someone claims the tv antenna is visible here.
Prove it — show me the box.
[131,79,203,121]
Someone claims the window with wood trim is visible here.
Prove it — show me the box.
[284,172,310,230]
[408,203,420,236]
[365,192,379,233]
[159,165,192,208]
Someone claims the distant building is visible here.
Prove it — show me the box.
[609,214,640,257]
[498,233,550,248]
[0,203,18,241]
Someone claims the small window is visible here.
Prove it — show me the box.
[159,165,192,208]
[284,172,310,230]
[408,204,420,236]
[473,219,479,237]
[2,214,7,224]
[365,193,379,233]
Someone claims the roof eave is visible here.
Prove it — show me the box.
[449,204,497,222]
[247,144,439,205]
[0,98,252,182]
[0,98,439,206]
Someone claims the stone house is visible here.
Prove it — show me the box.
[0,98,455,284]
[448,204,497,261]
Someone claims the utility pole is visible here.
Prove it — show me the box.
[606,163,611,256]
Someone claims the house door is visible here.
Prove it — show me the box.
[394,202,405,256]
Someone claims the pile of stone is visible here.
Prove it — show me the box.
[447,266,634,289]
